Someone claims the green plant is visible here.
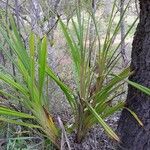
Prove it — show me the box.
[126,80,150,96]
[6,137,41,150]
[0,16,59,148]
[46,0,140,142]
[0,0,141,148]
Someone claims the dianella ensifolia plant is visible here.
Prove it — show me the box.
[0,0,141,148]
[0,16,60,148]
[47,0,140,142]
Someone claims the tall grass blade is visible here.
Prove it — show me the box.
[0,107,35,119]
[85,101,120,141]
[0,117,41,129]
[127,80,150,96]
[38,36,47,100]
[124,107,143,127]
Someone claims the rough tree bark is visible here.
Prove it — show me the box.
[117,1,150,150]
[120,0,127,66]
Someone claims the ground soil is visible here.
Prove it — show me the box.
[63,113,120,150]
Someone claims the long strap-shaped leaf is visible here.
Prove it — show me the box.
[127,80,150,96]
[0,117,41,129]
[94,67,131,104]
[38,36,47,99]
[59,18,81,76]
[0,107,35,119]
[0,73,28,96]
[84,101,125,130]
[124,107,143,127]
[29,33,35,101]
[84,100,120,141]
[46,66,76,110]
[0,17,30,72]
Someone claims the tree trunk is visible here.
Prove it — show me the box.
[117,1,150,150]
[120,0,127,67]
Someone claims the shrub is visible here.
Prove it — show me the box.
[47,0,139,142]
[0,0,141,148]
[0,16,59,148]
